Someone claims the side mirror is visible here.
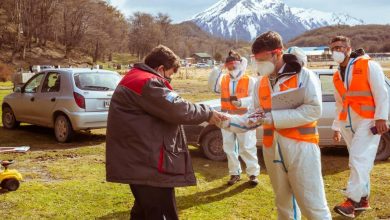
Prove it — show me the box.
[13,85,23,93]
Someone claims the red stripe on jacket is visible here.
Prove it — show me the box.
[119,68,172,95]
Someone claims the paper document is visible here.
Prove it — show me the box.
[271,87,305,110]
[0,146,30,153]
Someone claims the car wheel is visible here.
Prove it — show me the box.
[200,129,226,161]
[376,132,390,161]
[2,106,20,129]
[1,178,20,191]
[54,114,74,143]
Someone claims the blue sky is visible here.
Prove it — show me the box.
[108,0,390,24]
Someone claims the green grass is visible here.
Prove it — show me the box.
[1,77,390,219]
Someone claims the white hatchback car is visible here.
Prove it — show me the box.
[2,68,121,142]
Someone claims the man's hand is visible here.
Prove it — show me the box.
[375,119,389,135]
[208,111,229,126]
[333,131,342,142]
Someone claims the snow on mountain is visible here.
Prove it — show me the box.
[190,0,364,41]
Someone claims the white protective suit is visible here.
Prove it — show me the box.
[332,55,389,202]
[209,57,260,177]
[222,61,331,220]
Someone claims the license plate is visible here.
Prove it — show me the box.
[104,100,110,108]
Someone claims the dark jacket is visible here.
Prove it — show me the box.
[106,63,213,187]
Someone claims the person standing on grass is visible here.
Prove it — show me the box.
[105,45,227,220]
[217,31,331,219]
[209,50,260,186]
[330,36,389,218]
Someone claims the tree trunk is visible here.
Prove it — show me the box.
[93,40,99,63]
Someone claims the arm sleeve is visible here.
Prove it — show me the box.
[271,69,323,129]
[138,78,213,125]
[368,61,389,120]
[208,66,223,93]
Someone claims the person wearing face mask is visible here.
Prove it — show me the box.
[330,36,389,218]
[106,45,228,220]
[211,50,260,186]
[216,31,331,219]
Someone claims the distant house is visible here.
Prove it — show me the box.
[191,53,212,64]
[300,46,331,62]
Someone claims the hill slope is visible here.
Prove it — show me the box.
[287,25,390,52]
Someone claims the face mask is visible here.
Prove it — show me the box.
[332,51,346,64]
[255,61,275,76]
[159,69,172,83]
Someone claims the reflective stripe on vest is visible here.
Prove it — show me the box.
[333,58,375,121]
[221,74,249,115]
[258,75,319,147]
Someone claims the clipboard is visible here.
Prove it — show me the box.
[271,87,305,110]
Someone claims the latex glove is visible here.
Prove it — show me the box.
[247,109,266,127]
[232,100,242,107]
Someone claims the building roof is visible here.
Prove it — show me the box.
[300,46,329,56]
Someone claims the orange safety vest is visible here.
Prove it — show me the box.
[333,58,375,121]
[221,74,249,115]
[259,75,319,147]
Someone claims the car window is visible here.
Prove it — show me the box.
[319,74,335,102]
[42,72,61,93]
[24,73,45,93]
[74,72,120,91]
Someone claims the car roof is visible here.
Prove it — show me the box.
[38,68,120,75]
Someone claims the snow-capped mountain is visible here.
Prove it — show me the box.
[190,0,364,41]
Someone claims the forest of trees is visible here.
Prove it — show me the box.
[0,0,248,66]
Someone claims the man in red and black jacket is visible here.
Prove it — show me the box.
[106,45,226,220]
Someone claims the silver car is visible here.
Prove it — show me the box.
[2,68,121,142]
[183,69,390,161]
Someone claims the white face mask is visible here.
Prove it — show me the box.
[255,61,275,76]
[332,51,346,64]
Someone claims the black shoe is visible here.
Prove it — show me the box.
[249,175,259,186]
[227,175,240,185]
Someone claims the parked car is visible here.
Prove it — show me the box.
[183,69,390,161]
[2,68,121,143]
[195,63,210,68]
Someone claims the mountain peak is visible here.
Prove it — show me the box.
[190,0,364,41]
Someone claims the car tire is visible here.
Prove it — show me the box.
[54,114,74,143]
[2,106,20,129]
[200,129,226,161]
[376,132,390,161]
[1,178,20,191]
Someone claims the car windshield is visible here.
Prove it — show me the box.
[74,72,120,91]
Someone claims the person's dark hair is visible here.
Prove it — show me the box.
[330,36,351,47]
[144,45,180,72]
[225,50,241,63]
[252,31,283,54]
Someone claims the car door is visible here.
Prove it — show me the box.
[33,72,62,126]
[15,73,46,123]
[318,73,344,146]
